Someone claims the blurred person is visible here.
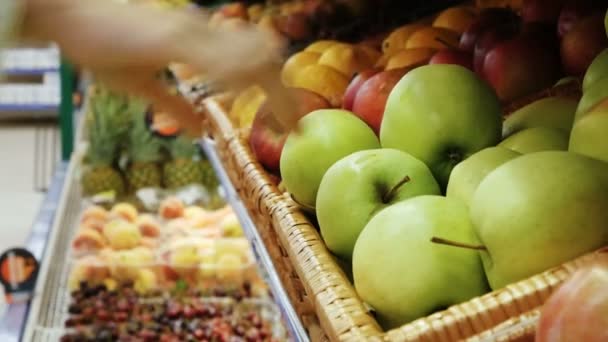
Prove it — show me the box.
[1,0,286,134]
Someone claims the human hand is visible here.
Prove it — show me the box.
[22,0,295,135]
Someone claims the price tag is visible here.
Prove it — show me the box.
[0,248,39,304]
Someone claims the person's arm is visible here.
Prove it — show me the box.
[19,0,291,134]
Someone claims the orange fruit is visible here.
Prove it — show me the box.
[281,51,321,86]
[433,7,477,34]
[385,48,437,70]
[292,64,349,107]
[406,27,460,50]
[382,23,427,55]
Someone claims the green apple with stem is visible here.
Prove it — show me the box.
[467,151,608,289]
[499,127,569,154]
[502,96,577,138]
[317,148,440,260]
[380,64,502,188]
[570,99,608,163]
[353,195,489,329]
[280,109,380,209]
[446,146,520,208]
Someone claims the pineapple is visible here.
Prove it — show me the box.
[126,109,164,191]
[199,159,219,190]
[162,135,204,189]
[81,88,129,196]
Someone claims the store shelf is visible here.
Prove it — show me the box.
[200,137,310,342]
[0,162,69,341]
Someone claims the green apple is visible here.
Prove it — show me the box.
[575,76,608,122]
[317,149,440,260]
[446,147,520,208]
[570,100,608,163]
[582,49,608,92]
[499,127,569,154]
[380,65,502,188]
[353,195,489,329]
[471,151,608,290]
[280,109,380,209]
[503,96,577,138]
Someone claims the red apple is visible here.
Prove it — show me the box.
[521,0,565,24]
[342,69,381,111]
[459,8,520,52]
[483,34,562,103]
[352,68,408,135]
[561,14,608,76]
[429,49,474,71]
[473,24,520,74]
[219,3,249,20]
[536,255,608,342]
[558,0,607,38]
[249,88,330,173]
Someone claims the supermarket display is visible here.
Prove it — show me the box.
[191,0,608,341]
[10,0,608,341]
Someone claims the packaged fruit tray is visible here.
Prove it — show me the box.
[68,198,265,296]
[59,283,288,342]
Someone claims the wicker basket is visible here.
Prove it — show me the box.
[197,78,601,342]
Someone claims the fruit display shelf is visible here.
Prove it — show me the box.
[196,91,607,342]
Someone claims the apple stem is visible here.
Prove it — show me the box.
[382,175,411,203]
[430,237,488,251]
[435,37,457,50]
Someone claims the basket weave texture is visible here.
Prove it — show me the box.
[199,80,593,342]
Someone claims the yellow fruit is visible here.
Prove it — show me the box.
[229,85,267,128]
[406,27,460,50]
[281,51,321,86]
[382,23,427,55]
[292,64,349,107]
[110,203,138,223]
[103,278,118,292]
[305,40,342,53]
[433,6,477,34]
[134,269,157,295]
[216,254,244,280]
[385,48,437,70]
[110,247,154,281]
[318,44,374,78]
[103,220,142,250]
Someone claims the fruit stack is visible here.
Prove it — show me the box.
[68,198,261,296]
[207,0,608,339]
[80,86,219,198]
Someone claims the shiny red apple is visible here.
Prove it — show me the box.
[536,255,608,342]
[473,24,520,75]
[352,68,408,135]
[342,69,381,111]
[459,7,520,52]
[483,34,562,102]
[249,88,330,173]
